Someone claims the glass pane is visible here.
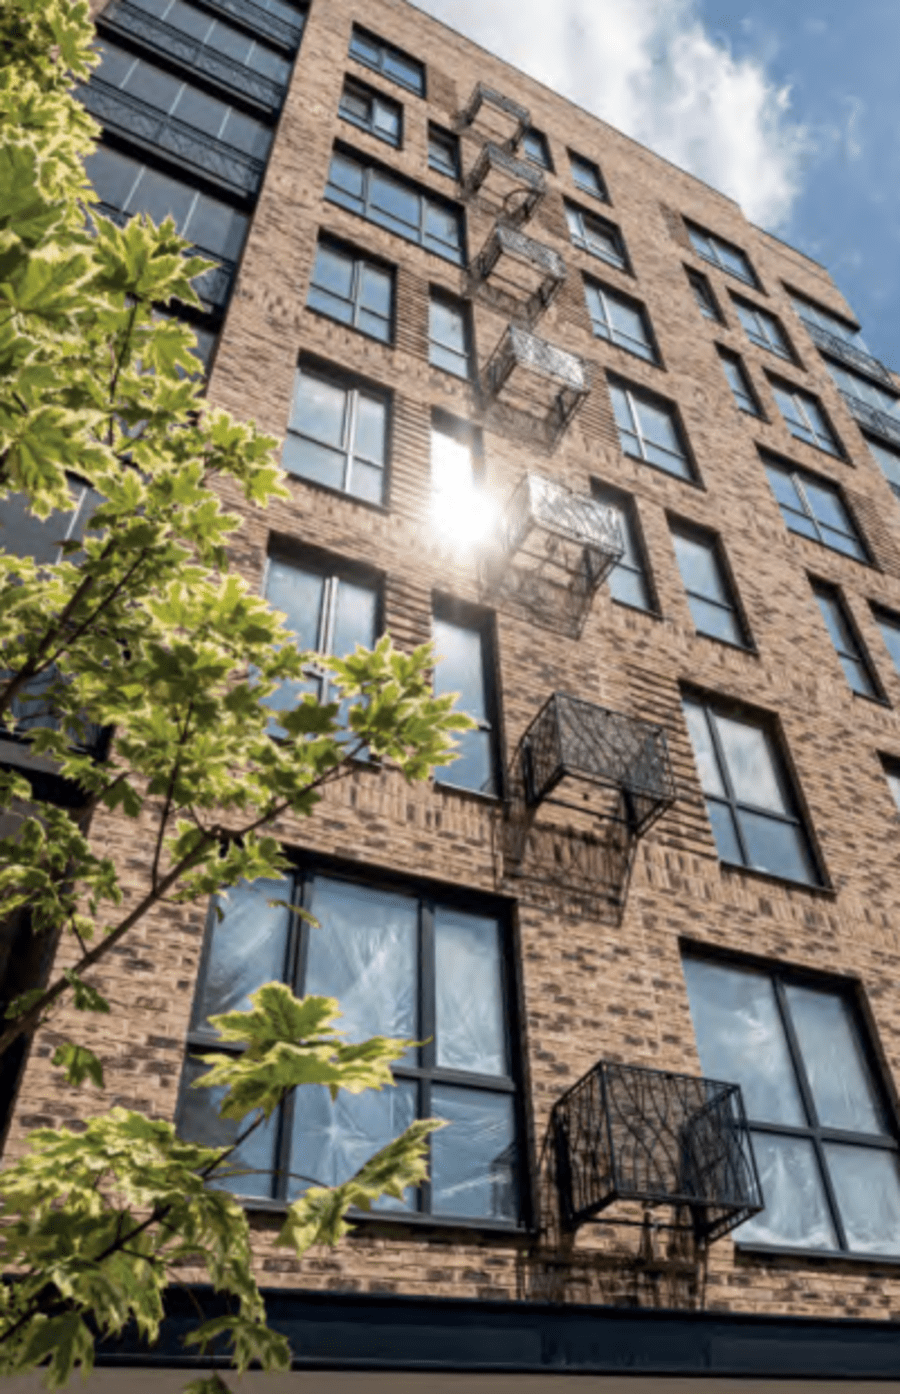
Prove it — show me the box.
[360,265,392,316]
[84,145,142,209]
[94,39,138,88]
[707,799,744,865]
[433,617,487,722]
[349,31,380,66]
[194,876,292,1024]
[608,563,649,610]
[737,809,816,884]
[609,384,635,435]
[327,153,365,202]
[425,202,462,253]
[430,299,466,354]
[265,559,324,649]
[123,56,183,112]
[179,1056,278,1198]
[305,877,417,1044]
[435,908,506,1075]
[431,426,473,498]
[172,84,230,135]
[438,726,495,796]
[340,87,370,123]
[765,466,800,510]
[373,101,400,140]
[290,1079,417,1207]
[637,399,682,456]
[0,489,78,564]
[825,1144,900,1254]
[130,165,196,229]
[683,958,805,1125]
[737,1132,837,1250]
[430,1086,517,1220]
[350,460,384,505]
[869,439,900,489]
[384,51,422,91]
[282,436,346,490]
[307,286,353,326]
[608,297,646,346]
[785,984,884,1133]
[879,617,900,672]
[803,480,850,533]
[689,595,743,646]
[370,171,419,231]
[312,245,353,300]
[291,371,347,447]
[673,533,728,604]
[332,578,377,657]
[353,393,386,466]
[682,700,725,797]
[714,714,787,813]
[185,193,247,260]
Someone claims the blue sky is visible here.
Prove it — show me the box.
[417,0,900,369]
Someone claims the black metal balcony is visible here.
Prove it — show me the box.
[480,474,623,638]
[459,82,529,151]
[93,203,236,310]
[839,390,900,449]
[464,142,545,225]
[801,318,895,389]
[481,325,590,446]
[470,224,566,325]
[551,1060,763,1242]
[188,0,303,51]
[78,79,266,197]
[100,1,285,112]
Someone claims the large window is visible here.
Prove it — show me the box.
[306,239,393,343]
[764,459,866,561]
[683,955,900,1257]
[719,349,761,417]
[609,382,694,481]
[867,437,900,500]
[568,150,606,201]
[348,26,424,95]
[811,582,880,699]
[881,756,900,812]
[671,524,747,647]
[686,221,757,286]
[521,127,552,170]
[791,292,868,351]
[0,478,102,566]
[284,364,389,504]
[733,298,793,360]
[433,605,498,797]
[875,607,900,677]
[584,280,656,363]
[771,381,842,456]
[116,0,294,82]
[325,148,465,266]
[428,124,459,180]
[591,482,654,612]
[682,696,820,885]
[564,203,627,271]
[428,291,472,379]
[338,76,402,147]
[687,269,722,323]
[180,869,521,1224]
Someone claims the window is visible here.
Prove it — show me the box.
[180,869,521,1224]
[609,382,693,481]
[584,281,656,363]
[433,605,498,797]
[564,203,627,270]
[683,955,900,1257]
[0,478,102,566]
[881,757,900,812]
[307,239,393,343]
[682,696,820,884]
[687,269,722,322]
[734,298,793,360]
[686,221,757,286]
[824,359,900,418]
[764,459,866,561]
[568,151,606,200]
[428,124,459,179]
[338,76,402,147]
[771,381,842,456]
[867,438,900,500]
[811,582,879,699]
[719,349,761,416]
[430,413,483,540]
[875,607,900,677]
[124,0,295,84]
[671,524,747,647]
[263,554,378,727]
[521,127,551,169]
[93,41,272,158]
[325,148,465,266]
[591,482,654,612]
[348,25,424,95]
[284,364,388,505]
[428,291,472,379]
[791,292,867,351]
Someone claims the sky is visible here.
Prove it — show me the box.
[414,0,900,370]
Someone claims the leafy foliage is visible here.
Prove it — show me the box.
[0,0,472,1387]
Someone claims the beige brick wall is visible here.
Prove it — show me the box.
[15,0,900,1324]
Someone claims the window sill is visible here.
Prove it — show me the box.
[339,113,400,150]
[304,303,394,348]
[691,630,759,657]
[622,449,706,491]
[238,1194,528,1240]
[609,597,661,618]
[282,469,391,515]
[737,1240,900,1269]
[718,859,836,898]
[852,688,892,709]
[433,778,500,805]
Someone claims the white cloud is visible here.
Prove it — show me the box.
[412,0,809,228]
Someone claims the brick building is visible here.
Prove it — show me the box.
[8,0,900,1384]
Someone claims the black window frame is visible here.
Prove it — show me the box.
[521,126,552,170]
[866,436,900,502]
[718,347,763,417]
[608,378,697,483]
[583,276,658,364]
[338,74,403,148]
[687,267,723,323]
[764,456,868,563]
[733,295,794,362]
[428,287,473,380]
[348,24,425,96]
[873,604,900,679]
[683,949,900,1261]
[179,857,526,1230]
[770,377,843,458]
[564,200,628,271]
[810,579,883,702]
[432,595,502,801]
[325,143,466,267]
[283,359,391,507]
[686,220,758,287]
[879,753,900,813]
[427,122,460,180]
[306,235,395,343]
[670,519,751,649]
[567,149,607,201]
[590,479,657,615]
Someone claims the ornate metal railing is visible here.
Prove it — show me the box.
[521,693,676,835]
[484,324,588,399]
[459,82,529,150]
[464,142,545,223]
[801,318,895,389]
[101,0,285,110]
[551,1060,763,1241]
[187,0,303,49]
[92,203,236,308]
[471,224,566,321]
[840,390,900,449]
[78,79,266,195]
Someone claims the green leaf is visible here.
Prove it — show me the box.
[63,970,111,1014]
[19,1312,95,1389]
[51,1042,104,1088]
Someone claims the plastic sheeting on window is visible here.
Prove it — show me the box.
[179,1057,279,1199]
[430,1086,517,1221]
[193,877,292,1026]
[736,1132,836,1251]
[825,1143,900,1254]
[290,1079,417,1208]
[435,908,506,1076]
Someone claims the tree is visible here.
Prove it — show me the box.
[0,2,470,1387]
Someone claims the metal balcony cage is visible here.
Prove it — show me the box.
[481,325,591,448]
[470,224,566,326]
[840,390,900,450]
[802,320,895,389]
[551,1060,764,1242]
[464,143,545,226]
[480,475,623,639]
[459,82,530,152]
